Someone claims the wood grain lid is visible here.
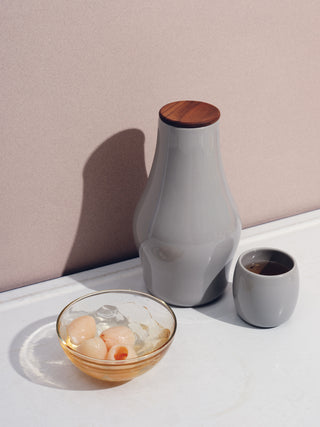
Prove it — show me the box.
[159,101,220,128]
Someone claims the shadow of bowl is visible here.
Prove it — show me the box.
[9,316,126,390]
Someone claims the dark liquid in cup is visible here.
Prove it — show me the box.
[245,260,289,276]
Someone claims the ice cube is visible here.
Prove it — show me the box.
[93,305,128,332]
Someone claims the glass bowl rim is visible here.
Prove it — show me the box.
[56,289,177,366]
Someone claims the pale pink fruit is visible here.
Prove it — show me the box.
[100,326,135,351]
[67,315,96,345]
[106,344,137,361]
[77,337,107,359]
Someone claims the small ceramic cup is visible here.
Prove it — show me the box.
[232,248,299,327]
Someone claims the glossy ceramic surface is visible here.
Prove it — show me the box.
[56,290,176,382]
[133,103,241,306]
[233,248,299,327]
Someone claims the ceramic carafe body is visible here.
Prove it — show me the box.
[133,104,241,306]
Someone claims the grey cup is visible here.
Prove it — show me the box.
[232,248,299,327]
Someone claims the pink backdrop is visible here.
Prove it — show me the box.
[1,1,320,291]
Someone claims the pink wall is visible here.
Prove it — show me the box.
[1,1,320,291]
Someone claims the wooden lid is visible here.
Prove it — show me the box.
[159,101,220,128]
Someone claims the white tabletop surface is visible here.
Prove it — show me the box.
[1,210,320,427]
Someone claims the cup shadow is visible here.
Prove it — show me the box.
[9,316,126,390]
[195,283,255,328]
[63,128,147,280]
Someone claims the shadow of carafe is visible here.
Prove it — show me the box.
[63,129,147,282]
[195,283,255,328]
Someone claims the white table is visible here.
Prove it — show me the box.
[1,210,320,426]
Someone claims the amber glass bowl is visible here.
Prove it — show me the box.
[56,290,177,382]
